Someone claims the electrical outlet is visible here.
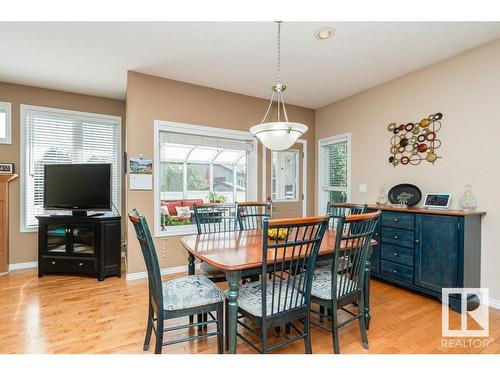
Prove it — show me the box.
[359,184,368,193]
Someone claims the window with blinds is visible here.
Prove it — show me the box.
[0,101,11,144]
[319,134,350,212]
[21,105,121,231]
[154,121,257,236]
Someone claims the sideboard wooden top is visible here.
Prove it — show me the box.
[367,204,486,217]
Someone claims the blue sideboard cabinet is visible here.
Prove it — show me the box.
[367,205,485,311]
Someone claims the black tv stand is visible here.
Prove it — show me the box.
[71,210,105,217]
[36,214,121,281]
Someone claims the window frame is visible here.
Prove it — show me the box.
[317,133,351,215]
[20,104,122,232]
[271,149,300,202]
[0,101,12,144]
[154,120,258,237]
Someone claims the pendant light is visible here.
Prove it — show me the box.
[250,21,308,151]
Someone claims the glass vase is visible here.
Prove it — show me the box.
[376,184,388,205]
[459,185,478,211]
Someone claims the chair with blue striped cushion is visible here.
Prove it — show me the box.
[128,209,225,354]
[308,211,380,354]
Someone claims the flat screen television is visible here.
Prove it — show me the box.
[44,163,112,215]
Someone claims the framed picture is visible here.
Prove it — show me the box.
[129,157,153,190]
[423,193,451,209]
[0,163,14,174]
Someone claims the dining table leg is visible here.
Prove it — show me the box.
[188,254,195,325]
[363,247,372,330]
[225,270,242,354]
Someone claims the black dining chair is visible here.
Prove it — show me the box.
[317,202,368,268]
[128,209,225,354]
[308,211,381,354]
[192,202,240,283]
[237,201,272,230]
[326,202,368,229]
[230,216,329,354]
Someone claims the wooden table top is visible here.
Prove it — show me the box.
[181,229,376,271]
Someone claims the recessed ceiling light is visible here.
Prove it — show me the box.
[314,27,334,40]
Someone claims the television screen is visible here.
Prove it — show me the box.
[44,164,112,211]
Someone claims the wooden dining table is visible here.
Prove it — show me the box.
[181,229,375,354]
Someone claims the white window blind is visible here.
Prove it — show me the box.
[21,106,121,230]
[0,101,11,144]
[319,135,350,211]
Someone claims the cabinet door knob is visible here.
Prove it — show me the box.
[415,239,420,244]
[375,232,379,236]
[78,262,84,266]
[394,218,399,222]
[393,252,398,257]
[393,235,399,240]
[393,270,397,274]
[51,261,56,265]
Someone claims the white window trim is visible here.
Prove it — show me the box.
[20,104,122,232]
[317,133,351,215]
[154,120,258,237]
[0,101,12,144]
[271,149,300,203]
[261,139,307,217]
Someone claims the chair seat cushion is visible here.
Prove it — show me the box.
[309,266,358,300]
[200,262,226,279]
[227,280,305,317]
[162,275,224,311]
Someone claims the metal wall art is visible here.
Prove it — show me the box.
[387,112,443,166]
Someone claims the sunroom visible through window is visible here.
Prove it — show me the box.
[158,130,254,234]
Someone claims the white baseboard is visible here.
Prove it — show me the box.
[489,298,500,310]
[126,263,201,281]
[8,261,38,271]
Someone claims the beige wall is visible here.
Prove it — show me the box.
[0,82,125,264]
[315,39,500,300]
[126,71,315,274]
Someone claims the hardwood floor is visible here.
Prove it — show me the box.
[1,266,499,354]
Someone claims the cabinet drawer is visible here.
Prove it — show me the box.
[381,212,414,231]
[380,260,414,284]
[381,227,414,248]
[381,244,414,266]
[42,257,96,274]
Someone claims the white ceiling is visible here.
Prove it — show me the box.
[1,22,500,109]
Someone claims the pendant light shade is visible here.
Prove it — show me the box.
[250,122,308,151]
[250,21,308,151]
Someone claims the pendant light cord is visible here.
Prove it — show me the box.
[276,21,281,83]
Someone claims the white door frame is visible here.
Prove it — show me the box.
[261,139,307,217]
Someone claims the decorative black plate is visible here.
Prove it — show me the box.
[388,184,422,206]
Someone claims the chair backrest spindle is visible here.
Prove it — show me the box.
[331,211,381,300]
[326,202,368,231]
[193,203,239,234]
[237,201,272,230]
[261,216,329,320]
[128,209,163,311]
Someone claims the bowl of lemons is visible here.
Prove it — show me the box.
[267,228,289,240]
